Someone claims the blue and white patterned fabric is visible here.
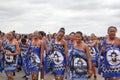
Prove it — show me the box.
[101,40,120,78]
[29,45,41,73]
[20,44,30,77]
[86,41,98,63]
[68,49,89,80]
[66,41,74,80]
[67,40,74,56]
[50,40,66,76]
[43,40,52,73]
[4,43,17,72]
[0,50,4,72]
[46,40,52,51]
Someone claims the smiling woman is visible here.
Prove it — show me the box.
[47,27,68,80]
[4,32,20,80]
[100,26,120,80]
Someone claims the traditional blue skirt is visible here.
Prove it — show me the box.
[102,46,120,78]
[68,49,88,80]
[21,51,30,76]
[0,51,4,72]
[51,49,66,76]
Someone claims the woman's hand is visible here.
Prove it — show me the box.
[40,63,43,69]
[88,69,93,77]
[5,50,13,56]
[65,64,68,72]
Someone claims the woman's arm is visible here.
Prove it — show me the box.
[62,40,68,72]
[85,44,92,76]
[12,41,20,56]
[40,40,44,66]
[88,40,97,47]
[63,40,68,63]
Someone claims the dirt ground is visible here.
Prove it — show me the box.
[0,70,104,80]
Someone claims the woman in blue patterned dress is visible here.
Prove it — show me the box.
[66,32,76,80]
[68,31,92,80]
[15,34,22,72]
[4,32,20,80]
[86,33,98,80]
[29,31,44,80]
[100,26,120,80]
[50,28,68,80]
[68,32,76,55]
[0,41,4,72]
[39,31,48,80]
[19,38,30,80]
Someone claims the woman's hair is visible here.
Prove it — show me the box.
[58,27,65,34]
[76,31,83,36]
[69,32,75,35]
[21,38,26,43]
[0,31,1,35]
[39,31,46,37]
[108,26,117,32]
[76,31,83,40]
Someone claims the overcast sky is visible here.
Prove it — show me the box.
[0,0,120,36]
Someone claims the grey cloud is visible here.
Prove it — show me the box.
[0,0,120,36]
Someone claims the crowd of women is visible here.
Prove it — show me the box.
[0,26,120,80]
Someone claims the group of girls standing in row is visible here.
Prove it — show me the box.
[0,26,120,80]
